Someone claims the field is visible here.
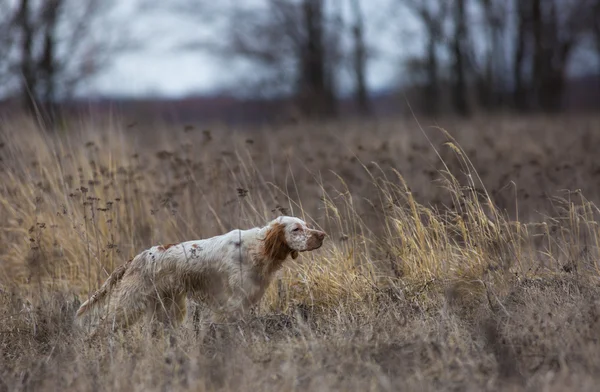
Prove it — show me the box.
[2,114,600,391]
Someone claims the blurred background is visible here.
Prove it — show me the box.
[0,0,598,126]
[4,4,600,390]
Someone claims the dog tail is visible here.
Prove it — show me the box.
[76,258,133,317]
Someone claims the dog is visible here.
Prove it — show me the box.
[75,216,326,333]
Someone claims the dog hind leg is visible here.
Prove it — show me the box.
[104,280,150,333]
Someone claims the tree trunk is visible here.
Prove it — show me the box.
[539,39,572,112]
[530,0,544,111]
[595,0,600,79]
[533,1,573,113]
[349,0,370,115]
[451,0,469,116]
[17,0,37,115]
[39,0,62,127]
[424,22,439,116]
[480,0,508,110]
[513,0,528,111]
[298,0,336,118]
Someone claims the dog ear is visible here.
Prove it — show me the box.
[262,223,292,261]
[291,250,299,259]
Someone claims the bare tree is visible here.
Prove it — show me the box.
[476,0,509,110]
[590,0,600,84]
[349,0,370,115]
[450,0,470,116]
[401,0,596,115]
[170,0,341,119]
[297,0,337,117]
[512,0,530,110]
[511,0,591,112]
[0,0,16,91]
[1,0,121,124]
[402,0,448,116]
[15,0,61,116]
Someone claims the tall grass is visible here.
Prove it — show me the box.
[2,116,600,305]
[2,115,600,391]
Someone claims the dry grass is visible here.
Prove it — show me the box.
[2,114,600,391]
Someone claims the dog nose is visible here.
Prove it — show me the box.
[314,231,326,240]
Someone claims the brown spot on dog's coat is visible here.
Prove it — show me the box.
[158,243,178,251]
[191,244,200,249]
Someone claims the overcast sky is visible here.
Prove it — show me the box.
[81,0,598,98]
[83,0,417,98]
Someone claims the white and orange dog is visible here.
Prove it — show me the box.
[76,216,326,332]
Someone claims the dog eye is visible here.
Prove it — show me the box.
[292,227,301,232]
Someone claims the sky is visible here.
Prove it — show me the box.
[77,0,599,99]
[83,0,415,98]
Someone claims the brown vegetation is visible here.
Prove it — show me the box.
[1,114,600,390]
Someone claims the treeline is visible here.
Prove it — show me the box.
[402,0,600,115]
[189,0,599,117]
[0,0,598,124]
[0,0,128,126]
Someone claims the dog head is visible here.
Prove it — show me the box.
[262,216,326,261]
